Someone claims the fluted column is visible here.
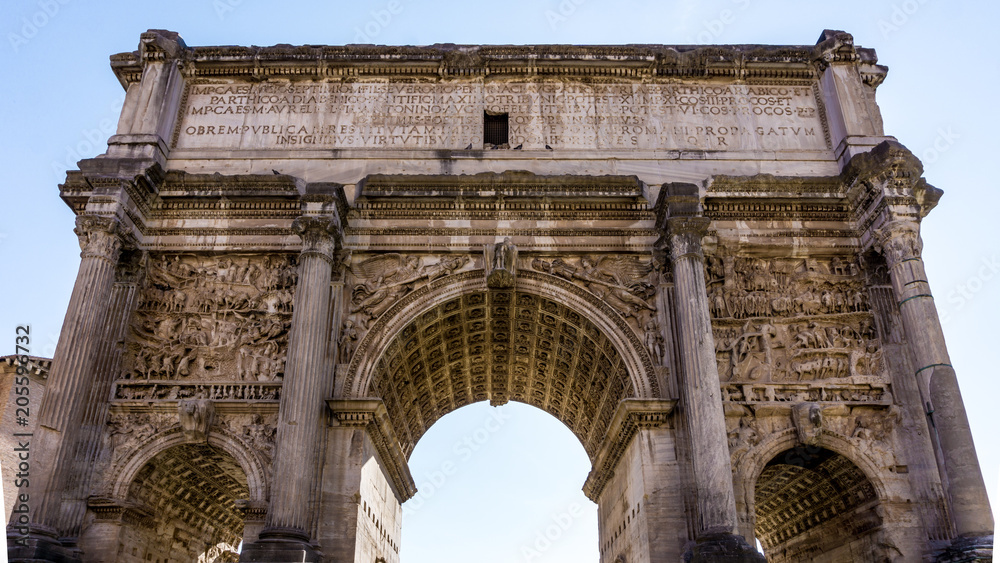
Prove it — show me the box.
[255,216,338,549]
[667,217,764,562]
[9,215,122,554]
[668,217,738,534]
[875,221,994,538]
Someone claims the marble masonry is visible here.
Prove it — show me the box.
[5,29,994,562]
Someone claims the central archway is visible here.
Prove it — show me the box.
[324,270,674,562]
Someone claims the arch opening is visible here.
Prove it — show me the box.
[121,443,249,563]
[753,446,882,562]
[400,401,599,563]
[367,289,637,462]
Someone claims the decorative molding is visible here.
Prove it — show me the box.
[582,398,676,500]
[87,498,156,529]
[109,41,867,87]
[327,398,417,502]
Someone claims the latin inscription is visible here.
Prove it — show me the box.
[175,82,829,151]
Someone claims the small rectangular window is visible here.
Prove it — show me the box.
[484,111,509,147]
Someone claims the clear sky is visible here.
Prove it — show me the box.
[1,1,997,561]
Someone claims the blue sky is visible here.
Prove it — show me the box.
[1,1,997,561]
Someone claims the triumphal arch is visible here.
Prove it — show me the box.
[8,29,994,562]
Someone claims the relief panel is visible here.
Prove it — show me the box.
[115,253,298,401]
[707,254,890,406]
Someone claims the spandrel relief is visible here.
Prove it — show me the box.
[344,253,474,346]
[530,254,659,330]
[119,254,297,386]
[105,412,177,466]
[218,413,278,465]
[727,406,900,472]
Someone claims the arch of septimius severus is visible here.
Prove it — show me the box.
[5,28,994,562]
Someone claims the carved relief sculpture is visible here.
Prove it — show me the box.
[791,402,823,446]
[530,254,658,330]
[486,238,517,288]
[347,253,473,335]
[117,253,297,398]
[178,398,215,443]
[708,255,888,407]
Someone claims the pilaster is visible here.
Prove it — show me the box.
[107,30,187,164]
[813,29,893,165]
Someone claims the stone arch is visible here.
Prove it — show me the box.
[737,429,891,562]
[340,269,659,461]
[343,270,658,400]
[110,426,268,504]
[737,428,888,505]
[117,438,249,562]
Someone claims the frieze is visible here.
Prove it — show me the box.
[113,381,281,402]
[344,228,661,238]
[705,255,868,321]
[714,317,882,383]
[120,253,297,384]
[722,382,890,405]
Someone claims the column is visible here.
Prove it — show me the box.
[875,221,994,539]
[242,216,337,561]
[8,215,122,559]
[668,217,764,561]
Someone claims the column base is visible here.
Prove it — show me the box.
[6,525,82,563]
[935,535,994,563]
[683,532,766,563]
[238,527,323,563]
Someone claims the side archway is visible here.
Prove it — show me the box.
[87,425,267,563]
[738,430,893,562]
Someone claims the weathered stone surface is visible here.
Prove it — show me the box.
[7,29,992,563]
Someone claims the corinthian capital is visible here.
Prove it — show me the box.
[667,216,711,262]
[74,215,122,263]
[874,221,923,267]
[292,216,339,262]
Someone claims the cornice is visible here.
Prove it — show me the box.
[159,170,302,197]
[0,355,51,382]
[111,30,875,88]
[706,174,844,197]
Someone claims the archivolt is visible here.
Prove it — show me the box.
[339,269,660,460]
[739,429,888,504]
[109,426,269,504]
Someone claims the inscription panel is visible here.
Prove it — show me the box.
[174,81,829,152]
